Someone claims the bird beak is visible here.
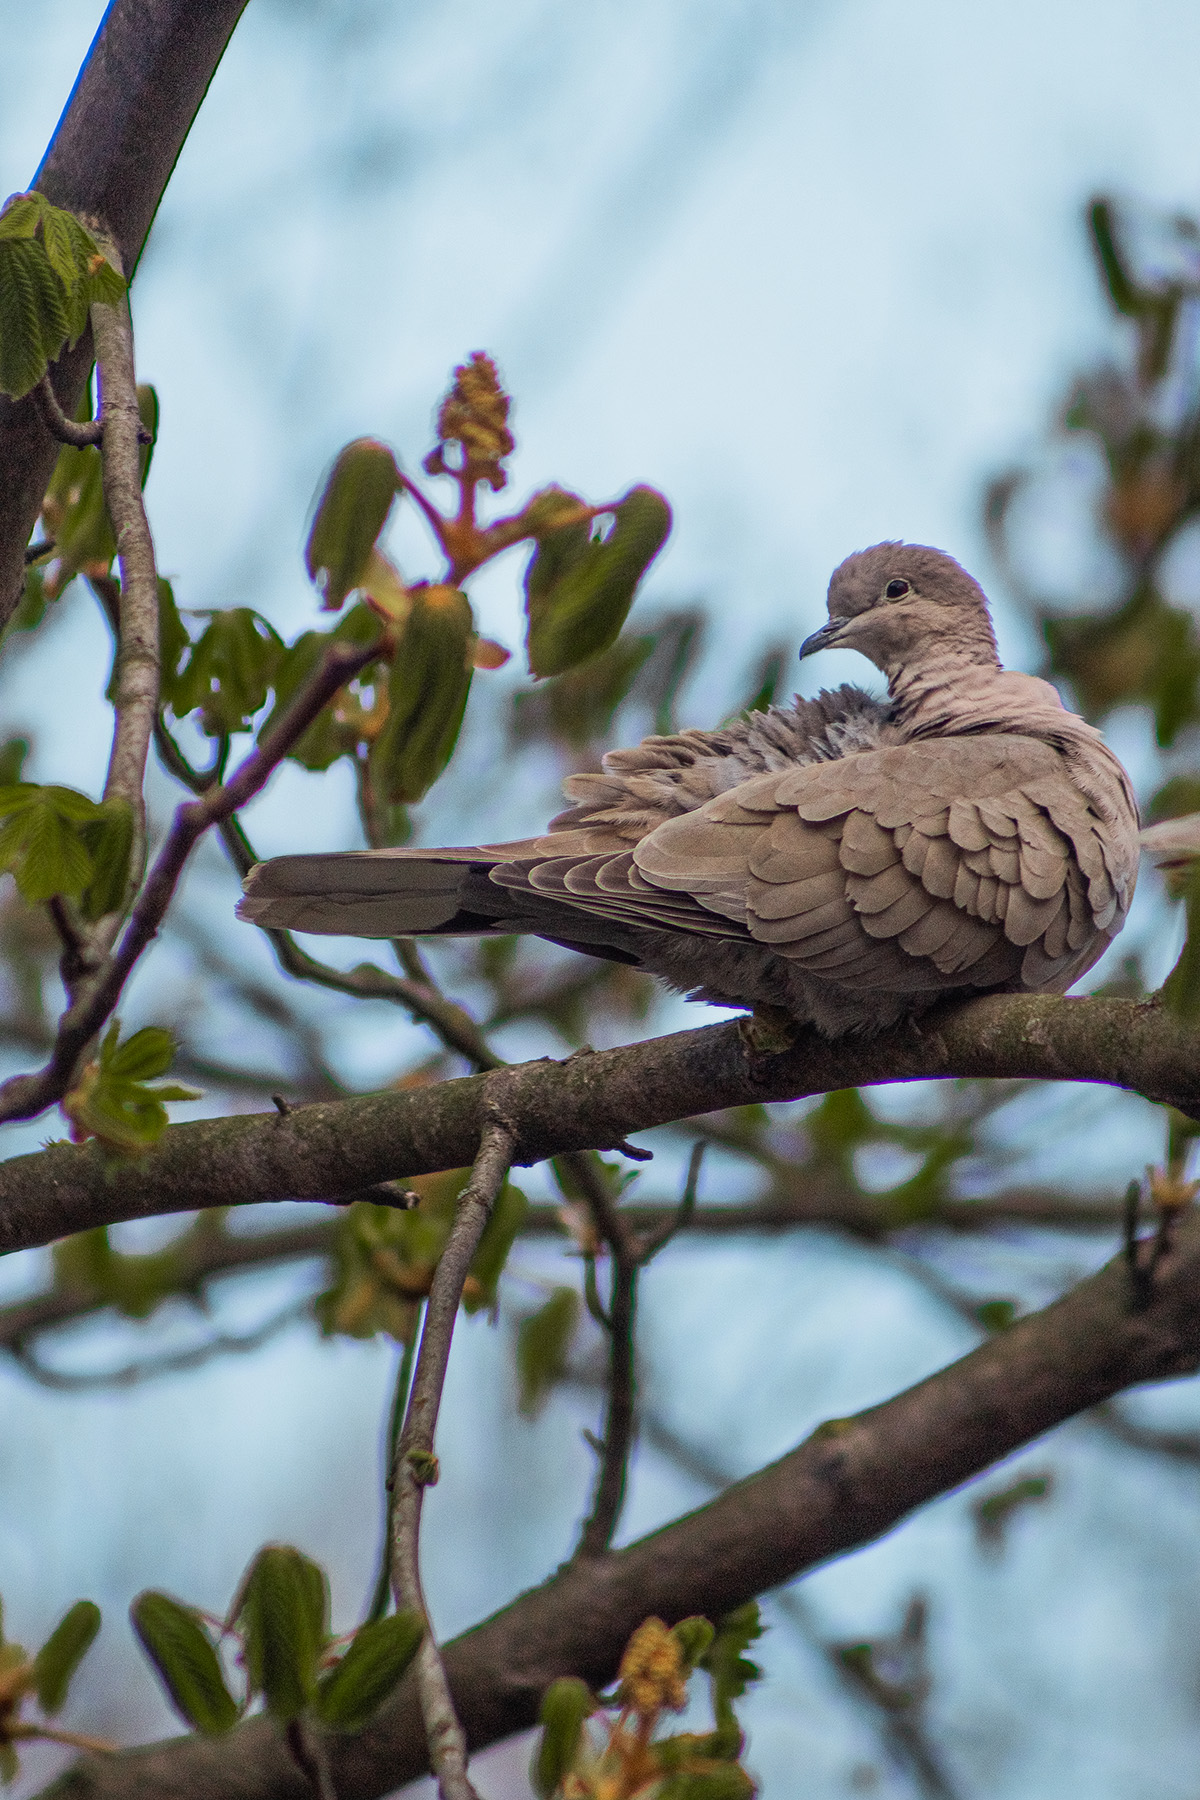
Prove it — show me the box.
[798,618,846,660]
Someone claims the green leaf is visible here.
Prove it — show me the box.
[33,1600,101,1714]
[136,383,159,487]
[306,439,400,611]
[168,608,284,737]
[0,738,28,786]
[0,194,125,398]
[1088,198,1142,317]
[42,438,112,587]
[0,234,69,398]
[463,1181,528,1314]
[0,786,95,902]
[516,1286,579,1418]
[234,1545,329,1722]
[158,580,190,694]
[131,1591,241,1736]
[313,1610,423,1732]
[64,1020,200,1157]
[78,798,134,920]
[103,1025,176,1082]
[531,1677,592,1798]
[701,1602,763,1750]
[671,1617,716,1675]
[524,485,672,679]
[368,584,474,805]
[258,604,381,772]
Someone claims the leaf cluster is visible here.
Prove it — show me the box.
[0,782,132,916]
[0,193,124,400]
[62,1022,199,1157]
[531,1606,763,1799]
[131,1544,422,1741]
[989,197,1200,746]
[316,1170,527,1341]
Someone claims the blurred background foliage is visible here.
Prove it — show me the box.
[6,4,1200,1798]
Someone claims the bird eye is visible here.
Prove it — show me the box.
[884,579,910,599]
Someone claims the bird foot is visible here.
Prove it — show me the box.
[738,1005,797,1057]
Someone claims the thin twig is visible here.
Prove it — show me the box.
[24,536,56,564]
[367,1320,421,1624]
[30,375,103,447]
[567,1152,640,1558]
[9,1722,117,1756]
[390,1103,517,1800]
[91,274,159,896]
[637,1141,705,1261]
[9,1297,312,1390]
[0,633,380,1126]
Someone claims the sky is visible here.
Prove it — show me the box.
[5,3,1200,1797]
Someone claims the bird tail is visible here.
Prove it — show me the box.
[236,841,644,962]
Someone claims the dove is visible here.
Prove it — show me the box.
[239,543,1141,1035]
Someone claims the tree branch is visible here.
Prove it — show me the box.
[34,1200,1200,1800]
[92,273,158,889]
[390,1105,517,1800]
[566,1154,640,1559]
[0,1172,1130,1367]
[0,995,1193,1258]
[0,0,251,629]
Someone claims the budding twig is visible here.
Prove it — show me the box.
[390,1101,517,1800]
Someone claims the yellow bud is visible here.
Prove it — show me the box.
[617,1617,687,1720]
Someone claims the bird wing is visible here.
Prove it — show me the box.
[630,735,1132,992]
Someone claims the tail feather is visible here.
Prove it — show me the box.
[237,843,646,961]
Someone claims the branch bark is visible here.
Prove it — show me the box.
[0,994,1192,1259]
[92,276,158,887]
[0,0,251,628]
[35,1199,1200,1800]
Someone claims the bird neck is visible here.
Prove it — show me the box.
[885,645,1010,734]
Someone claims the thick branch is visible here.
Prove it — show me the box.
[0,0,251,628]
[36,1201,1200,1800]
[0,995,1192,1258]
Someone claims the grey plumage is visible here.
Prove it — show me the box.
[239,543,1141,1035]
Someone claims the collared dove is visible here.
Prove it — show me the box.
[239,543,1141,1035]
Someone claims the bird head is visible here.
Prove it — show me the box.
[800,543,1001,679]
